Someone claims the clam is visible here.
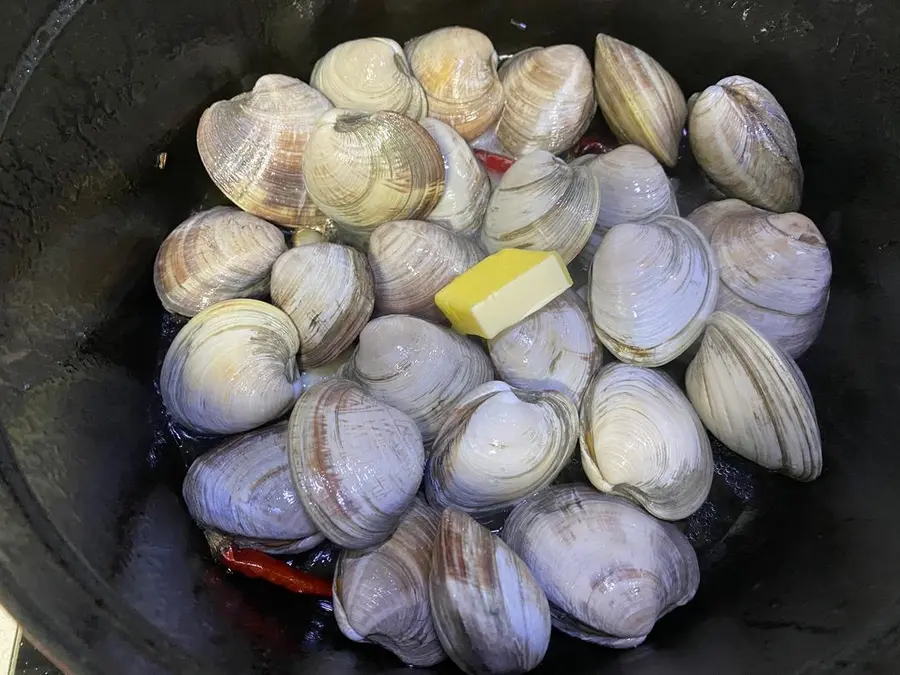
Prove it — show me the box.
[182,421,323,554]
[688,199,831,358]
[593,34,687,167]
[420,117,491,235]
[197,74,332,227]
[571,144,679,265]
[291,227,327,247]
[589,215,719,366]
[580,363,713,520]
[270,243,375,369]
[405,26,504,140]
[349,315,493,445]
[288,378,425,548]
[333,498,445,667]
[154,206,287,317]
[311,37,427,119]
[685,311,822,481]
[689,76,802,212]
[488,290,601,405]
[502,484,700,648]
[303,109,445,231]
[497,45,596,157]
[430,509,551,675]
[482,150,600,263]
[160,299,301,435]
[426,381,578,516]
[368,220,483,322]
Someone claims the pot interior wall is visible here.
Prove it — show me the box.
[0,0,899,673]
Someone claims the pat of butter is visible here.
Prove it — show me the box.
[434,248,573,339]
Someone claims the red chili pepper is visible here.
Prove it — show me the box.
[571,133,618,158]
[473,149,515,174]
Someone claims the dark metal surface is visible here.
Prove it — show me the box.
[0,0,899,673]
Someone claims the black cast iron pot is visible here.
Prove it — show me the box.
[1,0,899,673]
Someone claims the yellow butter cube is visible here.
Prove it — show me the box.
[434,248,573,339]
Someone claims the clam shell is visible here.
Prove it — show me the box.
[291,228,328,247]
[154,206,287,317]
[580,363,713,520]
[425,381,578,517]
[687,199,831,358]
[288,378,425,548]
[333,497,445,667]
[497,45,596,157]
[182,421,323,554]
[197,74,332,227]
[368,220,483,322]
[420,117,491,235]
[160,299,301,435]
[685,311,822,481]
[593,34,687,167]
[303,109,445,230]
[488,290,601,405]
[311,37,427,119]
[405,27,504,140]
[689,76,802,212]
[502,484,700,648]
[270,243,375,368]
[430,509,551,675]
[482,150,600,263]
[349,315,493,446]
[589,215,719,366]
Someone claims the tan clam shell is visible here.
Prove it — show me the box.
[685,311,822,481]
[688,199,831,358]
[482,150,600,263]
[367,220,483,322]
[160,299,301,435]
[288,378,425,548]
[311,37,427,119]
[270,243,374,368]
[429,509,551,675]
[197,74,332,227]
[333,497,445,667]
[497,45,596,157]
[349,315,494,445]
[303,109,445,231]
[488,290,601,405]
[425,381,578,517]
[593,34,687,167]
[405,26,504,140]
[580,363,713,521]
[420,117,491,235]
[689,76,803,212]
[154,206,287,317]
[502,484,699,648]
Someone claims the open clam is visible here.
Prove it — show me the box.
[503,484,700,648]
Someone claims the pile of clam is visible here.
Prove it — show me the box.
[158,25,830,674]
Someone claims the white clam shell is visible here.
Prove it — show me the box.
[160,299,301,435]
[311,37,427,119]
[687,199,832,358]
[488,290,601,405]
[430,509,551,675]
[349,315,493,446]
[589,215,719,366]
[685,311,822,481]
[425,381,578,516]
[270,243,375,368]
[482,150,600,263]
[420,117,492,235]
[497,45,596,157]
[288,378,425,548]
[502,484,700,648]
[182,421,323,554]
[689,76,803,212]
[333,498,445,667]
[580,363,713,520]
